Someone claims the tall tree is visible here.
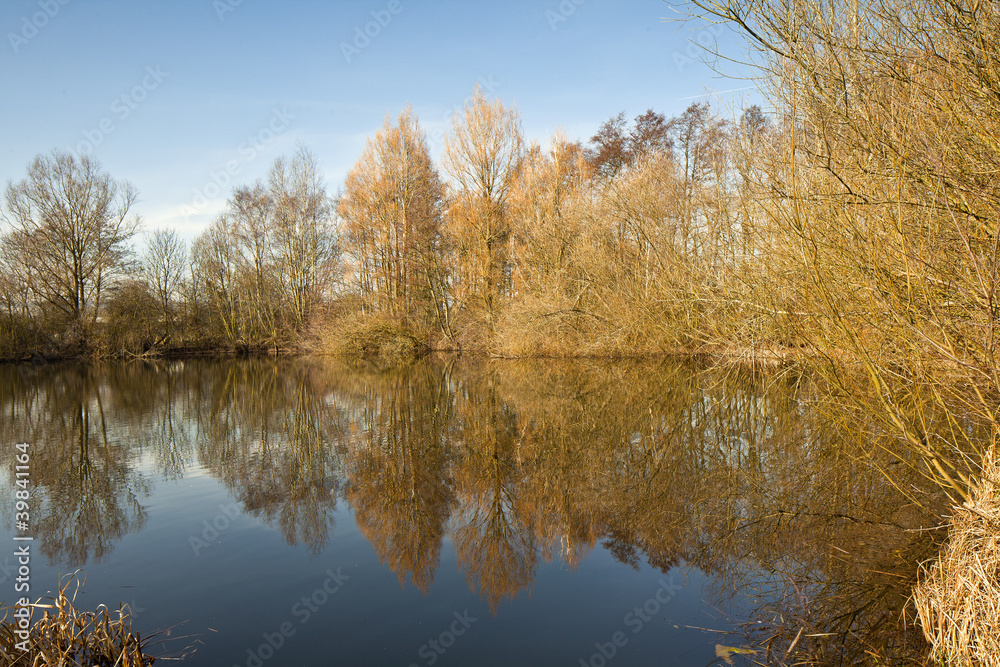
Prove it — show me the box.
[269,146,339,331]
[191,215,243,345]
[442,87,524,329]
[587,111,629,178]
[191,147,338,348]
[229,182,281,344]
[510,133,590,288]
[340,107,446,325]
[628,109,673,160]
[588,109,673,178]
[2,150,140,326]
[666,103,729,261]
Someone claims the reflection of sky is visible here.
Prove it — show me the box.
[0,359,765,666]
[0,0,760,241]
[0,357,942,665]
[0,465,745,667]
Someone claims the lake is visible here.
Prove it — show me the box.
[0,357,941,665]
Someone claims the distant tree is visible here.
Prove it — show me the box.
[733,105,773,257]
[191,215,243,345]
[588,109,675,178]
[142,228,186,339]
[739,105,770,144]
[510,133,590,287]
[0,233,33,319]
[628,109,673,159]
[268,146,339,330]
[190,147,338,348]
[668,103,727,187]
[664,103,729,258]
[103,279,161,355]
[229,182,281,344]
[588,111,629,178]
[2,150,140,326]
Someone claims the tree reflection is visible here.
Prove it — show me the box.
[339,363,454,593]
[450,369,537,612]
[0,356,965,662]
[0,364,148,565]
[192,360,342,555]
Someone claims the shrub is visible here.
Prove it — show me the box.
[0,315,49,361]
[99,281,162,357]
[325,312,422,362]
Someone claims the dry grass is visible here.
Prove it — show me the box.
[914,455,1000,667]
[0,573,155,666]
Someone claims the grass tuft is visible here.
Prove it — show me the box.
[0,572,156,666]
[914,454,1000,667]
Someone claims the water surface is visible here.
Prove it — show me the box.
[0,358,940,665]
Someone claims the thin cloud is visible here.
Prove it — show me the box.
[677,86,756,100]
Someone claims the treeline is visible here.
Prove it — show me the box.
[0,148,339,358]
[336,97,764,357]
[1,92,776,360]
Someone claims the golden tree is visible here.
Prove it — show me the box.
[442,87,524,332]
[340,106,446,327]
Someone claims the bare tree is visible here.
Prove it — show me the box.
[142,228,186,339]
[190,146,339,349]
[2,150,140,326]
[229,182,281,344]
[0,234,34,319]
[191,215,243,345]
[269,145,339,331]
[588,112,629,179]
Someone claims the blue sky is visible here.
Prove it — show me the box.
[1,0,758,240]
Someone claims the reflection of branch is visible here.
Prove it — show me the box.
[2,357,955,664]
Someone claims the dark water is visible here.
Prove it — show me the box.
[0,358,940,665]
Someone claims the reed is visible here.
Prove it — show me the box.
[0,573,155,667]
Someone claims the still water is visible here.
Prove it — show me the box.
[0,358,939,665]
